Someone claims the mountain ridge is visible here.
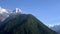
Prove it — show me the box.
[50,24,60,34]
[0,7,22,22]
[0,14,57,34]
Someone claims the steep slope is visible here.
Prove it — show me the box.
[0,14,57,34]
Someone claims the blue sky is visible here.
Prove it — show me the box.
[0,0,60,26]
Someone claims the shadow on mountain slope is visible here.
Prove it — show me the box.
[0,14,57,34]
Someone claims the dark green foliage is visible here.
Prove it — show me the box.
[0,14,57,34]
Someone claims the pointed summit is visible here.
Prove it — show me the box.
[0,14,57,34]
[16,8,22,13]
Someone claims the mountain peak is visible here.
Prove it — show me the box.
[0,14,57,34]
[16,8,22,13]
[0,7,22,22]
[0,7,8,14]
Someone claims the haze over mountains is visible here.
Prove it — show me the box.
[0,7,57,34]
[50,24,60,34]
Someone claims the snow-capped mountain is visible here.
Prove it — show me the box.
[0,7,22,22]
[50,24,60,34]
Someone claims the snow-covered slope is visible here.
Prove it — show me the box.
[0,7,22,22]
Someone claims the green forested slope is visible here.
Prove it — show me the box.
[0,14,57,34]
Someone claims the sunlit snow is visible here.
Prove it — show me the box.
[0,7,22,22]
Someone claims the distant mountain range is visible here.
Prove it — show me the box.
[50,24,60,34]
[0,7,22,22]
[0,7,57,34]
